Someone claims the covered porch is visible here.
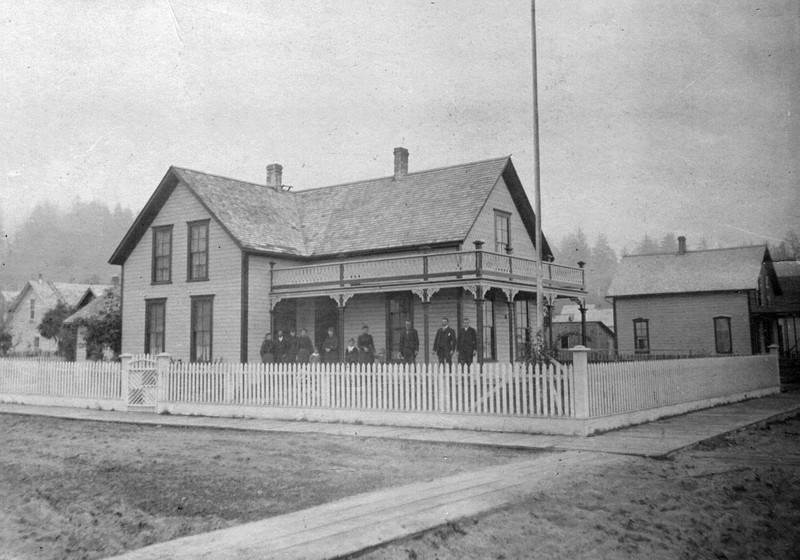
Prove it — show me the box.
[266,246,586,364]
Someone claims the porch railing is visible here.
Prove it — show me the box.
[271,250,584,292]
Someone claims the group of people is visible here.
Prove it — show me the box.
[259,328,315,364]
[260,317,478,367]
[403,317,478,368]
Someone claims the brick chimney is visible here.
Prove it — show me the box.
[677,236,687,255]
[266,163,283,191]
[393,147,408,180]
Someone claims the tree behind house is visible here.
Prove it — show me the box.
[37,302,76,360]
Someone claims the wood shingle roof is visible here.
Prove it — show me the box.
[607,245,775,297]
[110,155,553,264]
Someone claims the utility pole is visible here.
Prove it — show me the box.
[531,0,544,338]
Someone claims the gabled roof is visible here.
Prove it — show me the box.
[7,281,109,315]
[553,304,615,331]
[64,286,120,325]
[607,245,779,298]
[109,156,553,264]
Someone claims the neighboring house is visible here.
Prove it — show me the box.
[64,284,121,361]
[110,148,586,363]
[551,303,615,356]
[1,290,20,324]
[4,277,111,355]
[772,260,800,358]
[606,237,781,356]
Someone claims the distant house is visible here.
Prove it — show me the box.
[109,148,587,363]
[606,237,781,356]
[4,277,111,355]
[64,284,121,361]
[551,303,615,356]
[1,290,20,325]
[772,260,800,358]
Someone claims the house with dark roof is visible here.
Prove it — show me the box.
[110,148,586,363]
[551,304,615,357]
[606,237,781,356]
[772,260,800,358]
[4,278,111,355]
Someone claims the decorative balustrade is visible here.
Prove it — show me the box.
[271,250,584,292]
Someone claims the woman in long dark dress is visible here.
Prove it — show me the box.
[357,325,375,364]
[296,328,314,364]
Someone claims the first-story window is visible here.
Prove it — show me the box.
[145,299,166,355]
[714,316,732,354]
[514,300,530,361]
[633,318,650,353]
[191,295,213,362]
[483,298,496,360]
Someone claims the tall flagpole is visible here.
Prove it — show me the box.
[531,0,544,338]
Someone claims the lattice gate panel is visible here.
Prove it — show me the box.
[129,359,157,413]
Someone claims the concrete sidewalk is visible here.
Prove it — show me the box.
[1,391,799,458]
[3,392,800,560]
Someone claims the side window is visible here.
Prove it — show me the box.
[633,318,650,353]
[152,226,173,284]
[386,295,413,362]
[494,211,511,253]
[30,299,35,321]
[187,220,209,281]
[714,316,732,354]
[145,299,167,355]
[190,295,213,362]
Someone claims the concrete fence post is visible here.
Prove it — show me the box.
[767,344,780,386]
[569,345,591,419]
[156,353,171,412]
[119,353,132,412]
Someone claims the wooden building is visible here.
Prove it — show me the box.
[607,237,780,356]
[110,148,586,363]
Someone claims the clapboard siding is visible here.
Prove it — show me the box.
[464,176,537,259]
[121,183,242,361]
[6,291,57,354]
[615,292,753,355]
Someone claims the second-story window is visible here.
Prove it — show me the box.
[152,225,173,284]
[30,299,35,321]
[188,220,209,281]
[494,211,510,253]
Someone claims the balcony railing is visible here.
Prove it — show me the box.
[271,250,585,293]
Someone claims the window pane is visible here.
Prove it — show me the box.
[714,317,732,354]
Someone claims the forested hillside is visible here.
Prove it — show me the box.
[0,200,134,289]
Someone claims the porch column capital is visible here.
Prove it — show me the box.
[463,284,486,300]
[339,293,355,307]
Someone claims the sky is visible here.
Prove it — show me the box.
[1,0,798,256]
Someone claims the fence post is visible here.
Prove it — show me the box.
[569,345,590,419]
[156,353,171,413]
[767,344,780,386]
[120,353,132,412]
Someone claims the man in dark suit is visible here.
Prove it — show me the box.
[432,317,456,367]
[457,317,478,369]
[399,320,419,365]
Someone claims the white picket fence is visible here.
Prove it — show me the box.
[162,361,574,418]
[0,359,122,400]
[587,352,780,417]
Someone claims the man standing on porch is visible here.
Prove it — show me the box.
[399,320,419,365]
[457,318,478,368]
[433,317,456,367]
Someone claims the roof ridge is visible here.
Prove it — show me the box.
[623,244,767,258]
[293,155,511,194]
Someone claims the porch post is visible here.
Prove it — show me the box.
[422,296,430,364]
[476,289,484,365]
[570,345,590,420]
[338,298,346,364]
[508,295,515,364]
